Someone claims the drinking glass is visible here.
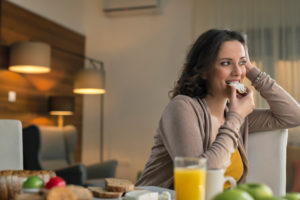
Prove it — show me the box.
[174,157,207,200]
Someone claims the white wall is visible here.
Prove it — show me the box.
[8,0,194,182]
[7,0,85,35]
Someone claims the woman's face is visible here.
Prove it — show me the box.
[206,40,247,98]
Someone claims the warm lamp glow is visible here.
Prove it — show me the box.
[49,111,73,116]
[9,41,51,74]
[73,68,105,95]
[73,88,106,94]
[48,96,74,127]
[9,65,51,74]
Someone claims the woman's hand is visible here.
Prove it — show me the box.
[245,46,254,73]
[229,86,255,118]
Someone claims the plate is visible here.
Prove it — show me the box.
[93,186,175,200]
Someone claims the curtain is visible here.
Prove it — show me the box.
[193,0,300,135]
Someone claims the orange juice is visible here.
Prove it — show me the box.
[175,168,206,200]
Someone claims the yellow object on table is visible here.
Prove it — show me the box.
[175,168,206,200]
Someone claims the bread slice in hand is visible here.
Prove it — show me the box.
[105,178,134,193]
[227,81,247,95]
[88,186,123,198]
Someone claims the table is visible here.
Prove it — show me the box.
[93,186,175,200]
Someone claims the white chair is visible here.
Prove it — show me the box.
[248,129,288,196]
[0,120,23,170]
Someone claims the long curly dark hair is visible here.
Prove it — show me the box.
[170,29,246,99]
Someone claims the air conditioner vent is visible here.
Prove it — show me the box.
[103,0,160,13]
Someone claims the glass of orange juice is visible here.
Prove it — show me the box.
[174,157,207,200]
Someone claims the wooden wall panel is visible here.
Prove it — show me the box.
[0,1,85,162]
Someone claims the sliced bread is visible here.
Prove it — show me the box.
[88,186,123,198]
[105,178,134,193]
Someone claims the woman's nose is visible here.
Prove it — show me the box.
[232,63,242,76]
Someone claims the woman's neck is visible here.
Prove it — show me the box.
[204,94,228,119]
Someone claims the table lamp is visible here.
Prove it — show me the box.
[48,96,74,127]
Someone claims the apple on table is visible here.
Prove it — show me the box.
[284,193,300,200]
[213,188,254,200]
[45,177,66,189]
[237,183,273,200]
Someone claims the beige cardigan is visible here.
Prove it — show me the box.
[136,67,300,189]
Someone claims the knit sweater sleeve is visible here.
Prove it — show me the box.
[246,67,300,132]
[159,96,243,169]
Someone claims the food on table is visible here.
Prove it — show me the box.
[105,178,135,193]
[16,185,93,200]
[124,190,172,200]
[47,186,77,200]
[124,190,158,200]
[15,193,44,200]
[0,170,55,200]
[237,183,273,200]
[22,176,44,194]
[213,188,254,200]
[284,192,300,200]
[45,177,66,189]
[159,191,171,200]
[22,176,44,189]
[88,178,135,198]
[258,197,287,200]
[67,185,93,200]
[88,186,123,198]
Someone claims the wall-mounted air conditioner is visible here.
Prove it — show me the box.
[102,0,161,13]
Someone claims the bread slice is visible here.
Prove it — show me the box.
[67,185,93,200]
[47,187,76,200]
[88,186,123,198]
[105,178,134,193]
[5,170,14,200]
[15,193,44,200]
[227,81,247,95]
[0,176,8,200]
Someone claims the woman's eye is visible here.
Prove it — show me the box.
[221,61,230,66]
[239,60,247,65]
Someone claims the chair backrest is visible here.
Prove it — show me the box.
[23,124,77,170]
[0,120,23,170]
[247,129,288,196]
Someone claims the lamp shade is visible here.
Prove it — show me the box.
[48,96,74,116]
[9,41,51,74]
[73,68,106,94]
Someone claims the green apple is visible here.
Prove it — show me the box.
[22,176,44,189]
[237,183,273,200]
[258,197,287,200]
[284,193,300,200]
[213,188,254,200]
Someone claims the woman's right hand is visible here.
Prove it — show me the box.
[229,86,255,118]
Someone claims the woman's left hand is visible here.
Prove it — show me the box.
[245,46,254,72]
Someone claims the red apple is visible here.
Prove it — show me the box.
[45,177,66,189]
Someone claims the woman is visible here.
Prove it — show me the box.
[135,29,300,189]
